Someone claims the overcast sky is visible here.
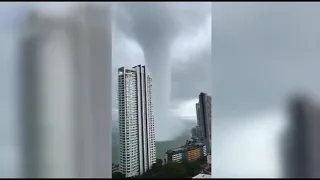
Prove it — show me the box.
[112,2,211,141]
[212,2,320,178]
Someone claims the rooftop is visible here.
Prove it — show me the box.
[167,143,205,155]
[166,147,186,154]
[192,173,211,179]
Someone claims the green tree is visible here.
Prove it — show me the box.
[184,161,202,176]
[136,158,207,178]
[197,156,207,164]
[156,158,163,165]
[149,158,163,176]
[112,172,125,179]
[158,162,187,178]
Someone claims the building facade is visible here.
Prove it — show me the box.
[197,93,212,154]
[207,154,211,165]
[196,103,201,128]
[191,127,197,137]
[166,143,206,164]
[20,4,112,178]
[187,148,201,161]
[118,65,156,177]
[166,147,185,163]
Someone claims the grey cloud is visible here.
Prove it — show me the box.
[114,2,211,49]
[212,3,320,178]
[113,2,211,103]
[112,2,210,140]
[114,3,177,51]
[113,2,210,72]
[171,45,211,105]
[212,2,320,119]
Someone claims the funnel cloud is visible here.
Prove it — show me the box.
[113,2,211,141]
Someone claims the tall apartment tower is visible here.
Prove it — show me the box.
[196,92,212,154]
[196,103,201,127]
[118,65,156,177]
[195,103,203,138]
[20,5,112,178]
[282,94,320,178]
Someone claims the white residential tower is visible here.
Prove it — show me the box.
[118,65,156,177]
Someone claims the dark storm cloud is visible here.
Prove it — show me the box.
[212,2,320,119]
[113,2,211,49]
[112,2,211,140]
[171,45,211,104]
[113,2,211,102]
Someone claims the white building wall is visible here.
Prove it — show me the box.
[203,146,207,156]
[147,73,156,167]
[118,65,156,177]
[118,69,139,177]
[172,153,183,162]
[207,154,211,165]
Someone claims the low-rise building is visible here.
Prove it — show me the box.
[112,163,119,173]
[166,142,206,163]
[166,147,186,163]
[187,146,201,161]
[207,154,211,165]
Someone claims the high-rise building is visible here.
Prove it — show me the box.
[191,126,202,139]
[118,65,156,177]
[196,103,201,128]
[282,94,320,178]
[20,4,112,178]
[197,92,212,154]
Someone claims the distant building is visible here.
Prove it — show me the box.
[112,164,119,173]
[207,154,211,165]
[191,127,197,137]
[195,126,202,138]
[196,103,201,128]
[187,146,203,161]
[197,93,212,154]
[118,65,156,177]
[163,156,167,165]
[283,95,320,178]
[166,147,186,163]
[165,143,207,163]
[185,137,197,145]
[191,126,202,139]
